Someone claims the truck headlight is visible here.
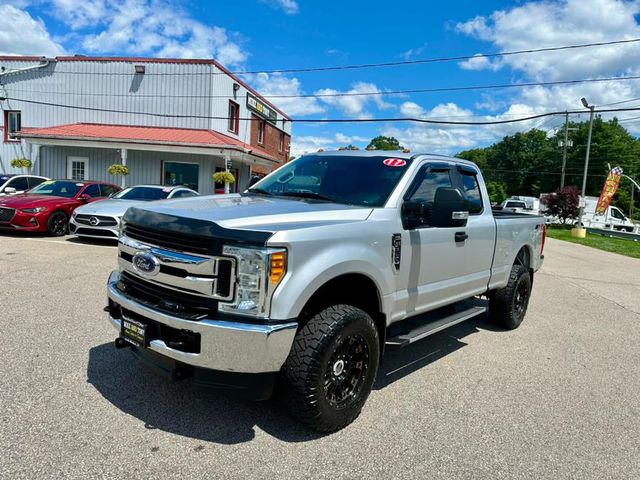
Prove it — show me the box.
[220,245,287,318]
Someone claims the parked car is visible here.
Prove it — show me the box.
[0,174,49,196]
[0,180,121,236]
[105,150,545,432]
[496,199,528,214]
[70,185,199,239]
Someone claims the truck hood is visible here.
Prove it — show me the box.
[127,194,373,232]
[0,193,76,209]
[74,198,144,217]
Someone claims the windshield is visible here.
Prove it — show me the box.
[249,154,411,207]
[113,186,172,201]
[29,180,84,198]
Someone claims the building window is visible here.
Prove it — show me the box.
[228,100,239,134]
[258,119,265,145]
[4,111,21,142]
[278,131,285,153]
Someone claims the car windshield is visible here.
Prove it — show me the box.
[248,154,411,207]
[28,180,84,198]
[113,186,172,201]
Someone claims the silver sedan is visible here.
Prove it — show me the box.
[69,185,198,239]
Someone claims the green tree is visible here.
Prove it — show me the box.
[486,181,508,204]
[366,136,404,151]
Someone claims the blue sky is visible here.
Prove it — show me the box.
[2,0,640,156]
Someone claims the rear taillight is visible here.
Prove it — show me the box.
[540,224,547,255]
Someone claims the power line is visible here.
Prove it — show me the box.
[4,74,640,100]
[3,95,640,124]
[33,38,640,76]
[598,96,640,107]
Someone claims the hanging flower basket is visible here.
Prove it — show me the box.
[212,171,236,185]
[11,158,32,169]
[107,164,130,176]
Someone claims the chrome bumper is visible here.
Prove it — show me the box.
[106,270,297,374]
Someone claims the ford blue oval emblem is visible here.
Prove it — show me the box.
[132,251,160,277]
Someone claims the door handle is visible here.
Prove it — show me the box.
[455,231,468,243]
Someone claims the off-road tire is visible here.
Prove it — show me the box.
[280,305,380,432]
[489,264,532,330]
[46,211,68,237]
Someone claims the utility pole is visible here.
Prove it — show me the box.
[573,97,595,237]
[631,182,635,219]
[560,112,569,189]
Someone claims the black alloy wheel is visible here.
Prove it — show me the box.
[324,333,370,410]
[47,211,68,236]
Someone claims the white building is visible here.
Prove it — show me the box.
[0,56,292,194]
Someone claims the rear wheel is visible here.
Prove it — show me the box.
[280,305,380,432]
[46,211,68,236]
[489,264,532,330]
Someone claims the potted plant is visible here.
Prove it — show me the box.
[10,158,32,172]
[212,170,236,194]
[107,164,129,187]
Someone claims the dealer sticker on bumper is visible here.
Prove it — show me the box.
[121,316,146,348]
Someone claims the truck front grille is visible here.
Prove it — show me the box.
[123,223,212,254]
[0,207,16,222]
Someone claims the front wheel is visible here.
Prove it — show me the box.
[280,305,380,432]
[489,264,532,330]
[46,211,68,236]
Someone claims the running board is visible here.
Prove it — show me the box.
[385,306,487,347]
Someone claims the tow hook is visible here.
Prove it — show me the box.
[115,337,131,349]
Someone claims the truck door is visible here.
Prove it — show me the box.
[453,166,495,295]
[401,163,478,315]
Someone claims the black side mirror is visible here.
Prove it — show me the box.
[402,200,429,230]
[248,175,261,188]
[431,187,468,228]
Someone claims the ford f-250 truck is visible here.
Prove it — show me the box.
[105,150,545,432]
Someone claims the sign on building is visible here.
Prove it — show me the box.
[247,93,277,123]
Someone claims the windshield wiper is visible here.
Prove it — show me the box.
[280,191,337,202]
[247,187,273,196]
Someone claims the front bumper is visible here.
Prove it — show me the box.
[106,270,298,374]
[70,218,119,238]
[0,210,47,231]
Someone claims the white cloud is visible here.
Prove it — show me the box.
[250,72,325,116]
[455,0,640,80]
[290,135,334,157]
[459,54,499,71]
[0,5,65,56]
[48,0,247,65]
[400,43,428,60]
[259,0,299,15]
[400,101,426,117]
[315,82,392,118]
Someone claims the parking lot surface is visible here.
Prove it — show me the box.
[1,234,639,479]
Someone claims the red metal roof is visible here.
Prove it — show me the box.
[19,123,277,162]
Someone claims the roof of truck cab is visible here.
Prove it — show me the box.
[310,150,478,166]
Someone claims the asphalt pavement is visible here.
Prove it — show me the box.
[1,234,639,479]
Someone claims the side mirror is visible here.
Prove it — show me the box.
[401,200,429,230]
[79,194,91,202]
[4,187,17,194]
[248,175,261,188]
[431,187,468,228]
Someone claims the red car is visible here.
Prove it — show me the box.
[0,180,121,236]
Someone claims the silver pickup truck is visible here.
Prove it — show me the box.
[105,150,545,432]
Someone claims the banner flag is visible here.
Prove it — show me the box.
[595,166,624,214]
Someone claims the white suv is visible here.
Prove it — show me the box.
[0,174,49,196]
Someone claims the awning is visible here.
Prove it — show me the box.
[16,123,278,166]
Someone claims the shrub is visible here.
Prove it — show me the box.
[11,158,32,169]
[212,171,236,185]
[544,186,580,224]
[107,164,129,176]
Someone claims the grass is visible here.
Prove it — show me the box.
[546,226,640,259]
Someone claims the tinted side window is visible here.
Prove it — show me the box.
[27,177,47,188]
[460,173,483,214]
[408,170,452,204]
[8,177,29,191]
[100,184,120,197]
[172,190,197,198]
[82,184,102,198]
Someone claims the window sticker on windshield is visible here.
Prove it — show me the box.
[162,187,173,192]
[383,158,407,167]
[76,183,85,186]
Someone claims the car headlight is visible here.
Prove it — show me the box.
[20,206,48,213]
[220,245,287,318]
